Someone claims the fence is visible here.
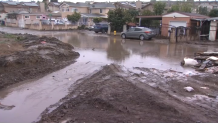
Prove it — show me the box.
[5,19,79,31]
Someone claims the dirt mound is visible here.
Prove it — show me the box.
[0,33,79,90]
[37,65,218,123]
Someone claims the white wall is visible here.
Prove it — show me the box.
[209,21,217,41]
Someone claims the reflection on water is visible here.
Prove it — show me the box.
[107,39,130,63]
[1,26,217,72]
[55,31,218,72]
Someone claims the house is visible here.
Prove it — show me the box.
[0,1,40,13]
[161,12,209,37]
[48,2,61,12]
[197,2,218,11]
[60,2,89,13]
[89,2,115,16]
[59,2,115,26]
[141,3,153,12]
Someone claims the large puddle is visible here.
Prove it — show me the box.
[0,27,218,123]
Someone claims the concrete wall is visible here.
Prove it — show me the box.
[209,21,217,41]
[136,1,142,10]
[161,17,190,37]
[40,2,45,12]
[6,20,78,30]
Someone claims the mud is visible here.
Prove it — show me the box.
[0,32,79,90]
[37,64,218,123]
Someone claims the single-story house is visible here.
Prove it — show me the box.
[161,12,209,37]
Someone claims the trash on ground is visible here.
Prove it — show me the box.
[181,57,198,66]
[181,52,218,74]
[184,86,194,92]
[200,87,209,89]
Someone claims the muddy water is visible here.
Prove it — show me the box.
[0,62,101,123]
[1,27,218,123]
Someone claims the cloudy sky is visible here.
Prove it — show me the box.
[1,0,215,2]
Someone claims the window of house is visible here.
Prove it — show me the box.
[100,9,102,13]
[74,9,78,12]
[36,15,40,19]
[25,16,30,19]
[213,6,217,9]
[29,8,32,12]
[62,8,64,12]
[89,9,92,13]
[66,8,69,11]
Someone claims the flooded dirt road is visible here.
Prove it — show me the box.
[0,27,218,123]
[2,27,218,73]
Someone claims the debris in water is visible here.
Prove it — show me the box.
[184,86,194,92]
[181,57,198,66]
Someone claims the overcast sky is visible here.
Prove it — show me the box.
[1,0,215,3]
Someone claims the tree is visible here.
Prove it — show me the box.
[197,6,208,15]
[209,9,218,17]
[124,9,139,23]
[167,2,180,13]
[153,2,166,15]
[108,8,138,32]
[180,2,192,13]
[167,1,192,13]
[67,12,81,23]
[93,17,102,23]
[141,10,153,16]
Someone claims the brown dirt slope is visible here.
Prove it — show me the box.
[37,64,218,123]
[0,32,79,90]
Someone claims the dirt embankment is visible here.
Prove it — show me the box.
[0,32,79,90]
[37,64,218,123]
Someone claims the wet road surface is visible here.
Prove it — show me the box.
[0,27,218,123]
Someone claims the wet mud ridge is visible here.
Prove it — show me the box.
[0,32,79,90]
[37,64,218,123]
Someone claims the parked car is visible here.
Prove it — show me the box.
[88,25,94,31]
[121,27,155,40]
[41,20,51,25]
[93,23,108,33]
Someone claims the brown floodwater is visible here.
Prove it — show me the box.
[0,26,218,123]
